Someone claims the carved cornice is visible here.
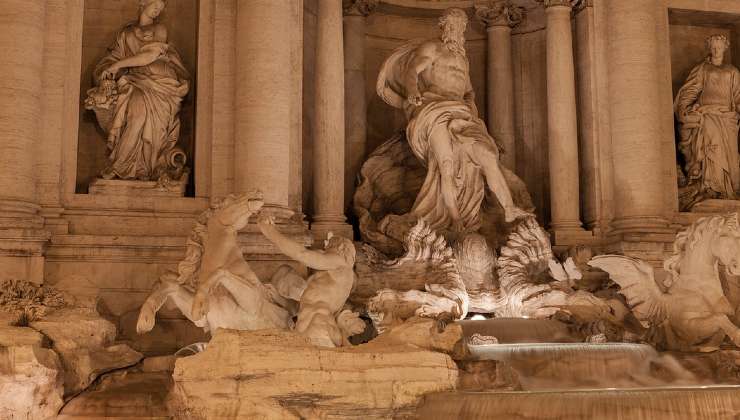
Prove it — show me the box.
[536,0,583,9]
[475,1,525,28]
[343,0,379,17]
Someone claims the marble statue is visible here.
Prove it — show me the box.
[590,213,740,352]
[136,192,295,334]
[85,0,190,184]
[257,216,364,347]
[675,34,740,210]
[352,220,470,333]
[368,7,529,247]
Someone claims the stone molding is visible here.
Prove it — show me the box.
[474,1,525,28]
[537,0,582,9]
[343,0,379,16]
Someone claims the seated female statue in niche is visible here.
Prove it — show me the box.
[85,0,190,184]
[675,34,740,210]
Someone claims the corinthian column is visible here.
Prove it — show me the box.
[475,1,524,171]
[542,0,589,242]
[606,0,669,231]
[313,0,353,239]
[235,0,301,217]
[343,0,377,209]
[0,0,49,282]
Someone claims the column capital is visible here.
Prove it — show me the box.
[474,1,525,28]
[343,0,379,17]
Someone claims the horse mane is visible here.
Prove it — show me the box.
[175,194,243,290]
[663,213,740,286]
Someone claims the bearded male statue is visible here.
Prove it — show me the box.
[371,8,529,246]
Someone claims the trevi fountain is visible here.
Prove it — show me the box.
[3,0,740,419]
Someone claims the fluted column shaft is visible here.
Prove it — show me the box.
[313,0,351,238]
[476,1,523,171]
[606,0,668,229]
[0,0,45,225]
[544,1,583,232]
[235,0,300,211]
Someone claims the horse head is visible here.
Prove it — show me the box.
[709,213,740,276]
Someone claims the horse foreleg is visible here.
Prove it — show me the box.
[191,269,228,321]
[136,279,179,334]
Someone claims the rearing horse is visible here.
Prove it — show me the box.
[590,213,740,351]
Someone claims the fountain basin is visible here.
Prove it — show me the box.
[416,386,740,420]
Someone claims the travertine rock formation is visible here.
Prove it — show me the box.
[170,328,458,419]
[0,342,64,420]
[31,307,143,396]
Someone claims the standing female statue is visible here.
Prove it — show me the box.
[86,0,190,183]
[675,34,740,210]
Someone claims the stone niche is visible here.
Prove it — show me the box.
[669,9,740,213]
[76,0,199,195]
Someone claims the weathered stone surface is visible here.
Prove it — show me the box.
[371,317,464,356]
[30,307,143,395]
[0,326,46,347]
[59,370,172,418]
[0,344,64,420]
[170,328,458,419]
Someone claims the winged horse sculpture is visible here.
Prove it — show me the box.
[589,213,740,351]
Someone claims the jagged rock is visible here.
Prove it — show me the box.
[170,328,458,419]
[371,317,464,356]
[0,342,64,420]
[30,307,143,396]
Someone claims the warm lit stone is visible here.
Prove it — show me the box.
[170,329,458,419]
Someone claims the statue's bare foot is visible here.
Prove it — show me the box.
[100,168,115,180]
[504,206,530,223]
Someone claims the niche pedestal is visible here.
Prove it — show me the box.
[89,178,187,198]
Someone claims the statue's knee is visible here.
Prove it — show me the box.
[439,158,455,181]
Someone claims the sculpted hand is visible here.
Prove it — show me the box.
[100,64,120,80]
[257,214,277,237]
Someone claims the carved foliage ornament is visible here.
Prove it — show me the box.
[474,1,525,28]
[343,0,379,16]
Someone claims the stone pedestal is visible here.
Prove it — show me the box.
[89,179,187,198]
[543,0,589,243]
[690,199,740,214]
[312,0,353,240]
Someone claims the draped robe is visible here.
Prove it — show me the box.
[376,40,502,233]
[94,24,190,180]
[675,60,740,206]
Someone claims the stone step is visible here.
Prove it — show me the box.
[416,386,740,420]
[57,417,170,420]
